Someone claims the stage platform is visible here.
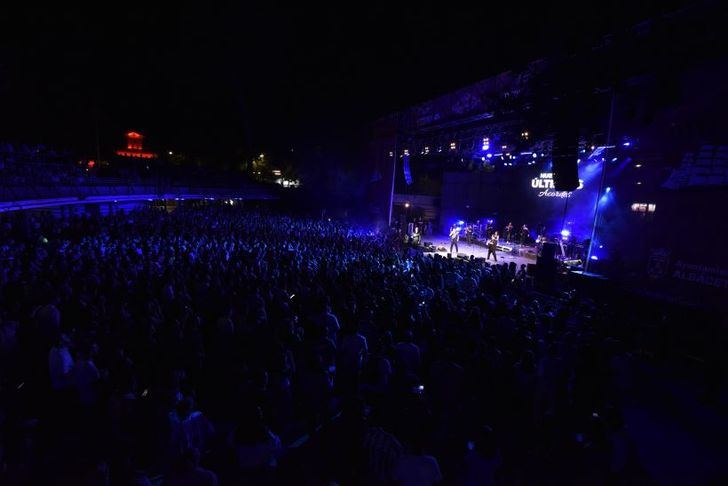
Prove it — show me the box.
[422,235,537,267]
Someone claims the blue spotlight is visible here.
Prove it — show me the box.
[561,229,571,238]
[590,255,599,260]
[605,187,611,192]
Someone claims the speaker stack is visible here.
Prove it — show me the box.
[552,127,579,191]
[536,242,558,286]
[551,98,580,192]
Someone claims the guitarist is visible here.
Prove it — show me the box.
[449,225,460,255]
[487,231,499,262]
[504,222,514,242]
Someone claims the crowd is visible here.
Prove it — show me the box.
[0,143,88,188]
[0,142,254,199]
[0,205,691,484]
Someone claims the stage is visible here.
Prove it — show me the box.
[422,234,538,267]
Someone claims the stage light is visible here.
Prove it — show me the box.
[590,255,599,260]
[457,220,465,225]
[404,149,409,156]
[486,153,492,158]
[635,164,642,168]
[450,142,456,150]
[636,181,642,185]
[561,229,571,238]
[481,157,486,161]
[168,151,173,155]
[611,157,618,162]
[532,153,537,158]
[605,187,611,192]
[404,202,410,208]
[389,151,393,157]
[599,245,603,248]
[623,142,631,147]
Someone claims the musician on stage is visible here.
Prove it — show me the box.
[520,224,529,245]
[449,224,460,254]
[411,225,421,246]
[487,231,499,262]
[504,222,514,242]
[465,224,474,245]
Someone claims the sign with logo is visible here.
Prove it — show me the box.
[672,261,728,289]
[647,248,671,280]
[531,172,584,198]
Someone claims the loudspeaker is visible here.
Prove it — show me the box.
[552,118,579,191]
[539,242,557,261]
[536,242,557,286]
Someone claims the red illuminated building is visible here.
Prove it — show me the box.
[115,131,157,159]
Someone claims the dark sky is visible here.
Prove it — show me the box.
[0,2,692,158]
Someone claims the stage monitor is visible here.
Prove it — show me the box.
[552,128,579,191]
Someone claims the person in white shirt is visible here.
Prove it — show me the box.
[315,300,340,341]
[71,344,100,407]
[49,334,74,390]
[338,323,368,371]
[462,426,501,486]
[394,330,421,375]
[392,446,443,486]
[167,447,219,486]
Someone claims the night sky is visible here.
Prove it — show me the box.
[0,2,691,159]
